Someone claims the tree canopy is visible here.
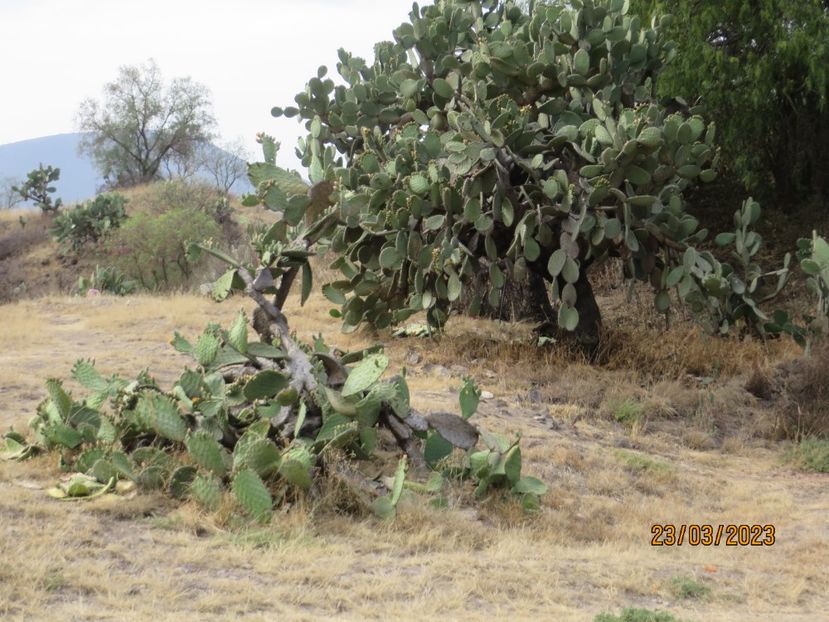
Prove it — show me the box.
[632,0,829,202]
[77,60,216,189]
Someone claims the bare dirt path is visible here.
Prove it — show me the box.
[1,295,826,621]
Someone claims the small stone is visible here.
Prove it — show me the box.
[404,349,421,365]
[480,390,494,400]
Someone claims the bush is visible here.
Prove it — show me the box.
[669,575,710,600]
[126,179,231,219]
[106,207,222,290]
[51,193,128,251]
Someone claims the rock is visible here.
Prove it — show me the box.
[424,412,479,450]
[480,390,494,400]
[450,364,469,376]
[424,363,449,377]
[404,349,422,365]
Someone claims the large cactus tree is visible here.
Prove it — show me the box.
[259,0,783,348]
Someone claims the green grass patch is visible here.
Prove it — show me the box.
[594,608,680,622]
[785,437,829,472]
[669,575,711,600]
[615,449,674,475]
[611,398,643,426]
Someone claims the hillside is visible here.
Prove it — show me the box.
[0,133,253,205]
[0,181,276,303]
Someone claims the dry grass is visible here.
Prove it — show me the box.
[1,292,828,621]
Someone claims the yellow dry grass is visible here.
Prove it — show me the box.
[0,207,40,225]
[0,292,826,621]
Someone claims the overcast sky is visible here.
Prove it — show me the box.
[0,0,418,170]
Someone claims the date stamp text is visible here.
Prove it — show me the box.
[651,524,775,546]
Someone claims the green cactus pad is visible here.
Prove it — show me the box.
[194,333,221,367]
[189,473,222,510]
[243,370,290,400]
[186,431,228,478]
[342,354,389,397]
[168,466,198,499]
[234,438,281,477]
[232,469,273,523]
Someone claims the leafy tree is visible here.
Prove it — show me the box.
[77,59,216,188]
[631,0,829,202]
[12,164,62,213]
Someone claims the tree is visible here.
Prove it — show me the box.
[13,164,62,213]
[251,0,797,348]
[77,59,216,188]
[631,0,829,203]
[200,138,250,195]
[0,177,24,210]
[259,0,778,349]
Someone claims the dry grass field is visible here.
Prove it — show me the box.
[1,285,827,621]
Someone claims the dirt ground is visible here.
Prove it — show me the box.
[0,290,826,622]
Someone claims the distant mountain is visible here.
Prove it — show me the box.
[0,133,252,206]
[0,133,101,205]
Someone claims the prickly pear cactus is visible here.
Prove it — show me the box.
[8,307,546,517]
[244,0,796,344]
[258,0,727,344]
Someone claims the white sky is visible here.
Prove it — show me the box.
[0,0,419,170]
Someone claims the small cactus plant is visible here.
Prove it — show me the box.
[13,164,63,213]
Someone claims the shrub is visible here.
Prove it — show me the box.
[51,193,128,251]
[127,178,230,219]
[633,0,829,202]
[106,207,222,290]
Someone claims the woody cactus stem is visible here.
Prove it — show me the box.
[239,265,431,467]
[236,267,317,424]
